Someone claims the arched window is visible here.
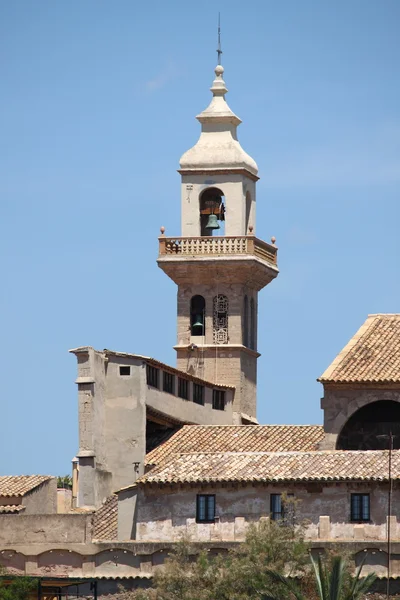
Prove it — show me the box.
[200,187,225,236]
[337,401,400,450]
[190,295,206,337]
[250,298,256,350]
[213,295,228,344]
[243,295,249,347]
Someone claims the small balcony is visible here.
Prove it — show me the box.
[158,235,278,266]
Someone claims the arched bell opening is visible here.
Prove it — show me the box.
[190,295,206,337]
[200,187,225,236]
[336,400,400,450]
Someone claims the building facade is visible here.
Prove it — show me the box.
[0,59,399,598]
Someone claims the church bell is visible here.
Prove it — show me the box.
[192,315,204,331]
[205,214,220,231]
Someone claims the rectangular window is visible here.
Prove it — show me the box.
[193,383,204,405]
[212,390,225,411]
[196,494,215,523]
[351,493,370,522]
[119,366,131,376]
[270,493,295,522]
[146,365,159,389]
[163,371,175,394]
[178,377,189,400]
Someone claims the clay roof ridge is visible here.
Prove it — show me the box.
[0,475,53,497]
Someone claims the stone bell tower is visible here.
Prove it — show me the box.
[157,63,278,423]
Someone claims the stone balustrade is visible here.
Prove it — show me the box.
[158,235,278,265]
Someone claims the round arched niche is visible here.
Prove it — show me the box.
[337,400,400,450]
[199,187,225,236]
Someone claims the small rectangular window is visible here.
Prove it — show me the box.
[351,493,370,522]
[270,493,295,522]
[178,377,189,400]
[146,365,159,389]
[193,383,205,405]
[196,494,215,523]
[212,390,225,411]
[119,366,131,376]
[163,371,175,394]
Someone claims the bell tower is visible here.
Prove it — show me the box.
[157,62,278,423]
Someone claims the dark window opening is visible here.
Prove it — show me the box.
[196,494,216,523]
[146,365,159,389]
[250,297,256,350]
[243,295,249,347]
[337,401,400,450]
[200,187,225,236]
[245,191,252,233]
[178,377,189,400]
[270,493,295,523]
[163,371,175,394]
[193,383,205,405]
[213,390,225,411]
[351,493,370,522]
[119,366,131,376]
[190,295,206,337]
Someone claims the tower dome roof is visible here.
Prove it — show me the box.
[179,65,258,176]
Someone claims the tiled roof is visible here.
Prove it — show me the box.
[145,424,324,466]
[0,505,25,513]
[93,495,118,540]
[0,475,52,498]
[319,314,400,383]
[138,449,400,485]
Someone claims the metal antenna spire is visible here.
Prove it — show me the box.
[217,13,222,65]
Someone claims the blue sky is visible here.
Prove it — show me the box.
[1,1,399,475]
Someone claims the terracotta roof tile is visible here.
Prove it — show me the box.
[139,449,400,485]
[93,495,118,540]
[0,505,25,513]
[319,314,400,383]
[145,425,324,466]
[0,476,52,498]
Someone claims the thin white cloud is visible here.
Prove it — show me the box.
[261,122,400,188]
[143,61,178,93]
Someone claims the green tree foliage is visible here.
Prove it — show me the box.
[57,474,73,489]
[0,576,38,600]
[116,519,376,600]
[117,518,310,600]
[264,554,376,600]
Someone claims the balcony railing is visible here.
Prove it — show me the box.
[158,235,278,266]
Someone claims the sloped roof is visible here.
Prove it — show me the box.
[319,314,400,383]
[0,476,52,498]
[139,449,400,485]
[145,425,325,466]
[0,505,25,513]
[92,495,118,540]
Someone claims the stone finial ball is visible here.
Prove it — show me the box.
[160,226,165,234]
[271,236,276,244]
[215,65,224,76]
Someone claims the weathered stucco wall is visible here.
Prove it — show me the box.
[0,514,91,545]
[72,348,237,508]
[132,482,398,543]
[24,478,58,514]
